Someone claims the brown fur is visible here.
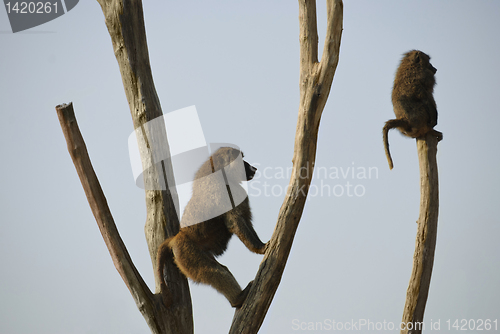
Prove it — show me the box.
[383,50,443,169]
[157,147,267,308]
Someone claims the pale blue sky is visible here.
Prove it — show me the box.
[1,1,499,333]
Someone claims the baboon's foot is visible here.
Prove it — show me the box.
[231,281,253,308]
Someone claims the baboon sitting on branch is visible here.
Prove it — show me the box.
[383,50,443,169]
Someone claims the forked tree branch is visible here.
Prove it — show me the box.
[400,133,440,334]
[229,1,343,333]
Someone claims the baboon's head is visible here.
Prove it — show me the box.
[210,147,257,182]
[405,50,436,76]
[399,50,437,90]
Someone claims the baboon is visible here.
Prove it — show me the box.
[383,50,443,169]
[156,147,267,308]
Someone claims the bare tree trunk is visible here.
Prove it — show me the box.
[229,1,343,333]
[98,0,193,332]
[401,132,440,334]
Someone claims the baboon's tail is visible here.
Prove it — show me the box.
[156,236,175,306]
[383,119,408,170]
[157,236,175,281]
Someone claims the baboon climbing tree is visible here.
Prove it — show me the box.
[57,1,343,334]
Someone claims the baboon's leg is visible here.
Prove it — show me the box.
[156,237,174,306]
[170,233,245,307]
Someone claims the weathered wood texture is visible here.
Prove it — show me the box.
[229,1,343,333]
[401,132,440,334]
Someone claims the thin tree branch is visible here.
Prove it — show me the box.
[401,132,440,334]
[299,0,319,68]
[56,102,159,329]
[229,1,343,333]
[318,0,343,97]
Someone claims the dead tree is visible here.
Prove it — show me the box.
[57,1,342,333]
[400,133,440,334]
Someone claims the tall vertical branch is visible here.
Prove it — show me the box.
[401,133,440,334]
[96,0,193,333]
[229,1,343,333]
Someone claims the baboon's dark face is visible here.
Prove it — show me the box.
[429,62,437,74]
[423,55,437,75]
[415,51,436,75]
[244,161,257,181]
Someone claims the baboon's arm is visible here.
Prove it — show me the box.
[426,103,439,128]
[231,222,267,254]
